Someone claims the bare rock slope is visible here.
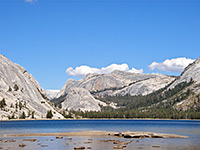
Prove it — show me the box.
[57,71,175,98]
[0,55,63,120]
[61,87,101,112]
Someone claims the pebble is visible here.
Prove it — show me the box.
[113,145,125,149]
[41,145,48,147]
[23,138,36,142]
[19,143,26,147]
[152,145,160,148]
[8,139,16,142]
[74,147,85,149]
[84,141,92,144]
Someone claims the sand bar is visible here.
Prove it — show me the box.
[2,130,189,138]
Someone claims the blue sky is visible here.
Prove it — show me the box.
[0,0,200,89]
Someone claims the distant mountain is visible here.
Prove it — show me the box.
[0,55,64,120]
[55,57,200,119]
[57,70,175,98]
[54,70,175,111]
[83,56,200,119]
[44,90,60,100]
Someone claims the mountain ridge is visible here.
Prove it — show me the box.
[1,54,200,119]
[53,68,175,112]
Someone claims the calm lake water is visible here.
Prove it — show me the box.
[0,119,200,150]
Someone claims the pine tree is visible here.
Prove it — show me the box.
[0,98,6,108]
[14,84,19,91]
[20,111,26,119]
[31,111,35,119]
[46,110,53,118]
[19,101,23,110]
[8,86,12,92]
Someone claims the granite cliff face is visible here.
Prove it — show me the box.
[93,74,175,97]
[61,87,101,112]
[78,70,162,93]
[54,70,175,111]
[57,71,175,98]
[0,55,63,120]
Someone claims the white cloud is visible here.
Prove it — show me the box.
[128,67,143,74]
[149,57,195,72]
[66,63,143,77]
[25,0,37,3]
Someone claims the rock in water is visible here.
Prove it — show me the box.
[74,147,85,149]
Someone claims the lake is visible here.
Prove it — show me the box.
[0,119,200,150]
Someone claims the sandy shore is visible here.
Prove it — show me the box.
[4,131,113,137]
[2,130,189,139]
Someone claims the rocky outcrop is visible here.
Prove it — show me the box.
[113,131,189,138]
[61,87,101,112]
[0,54,64,120]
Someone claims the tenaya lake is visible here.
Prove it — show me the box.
[0,119,200,150]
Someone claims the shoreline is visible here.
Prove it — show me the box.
[1,118,200,122]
